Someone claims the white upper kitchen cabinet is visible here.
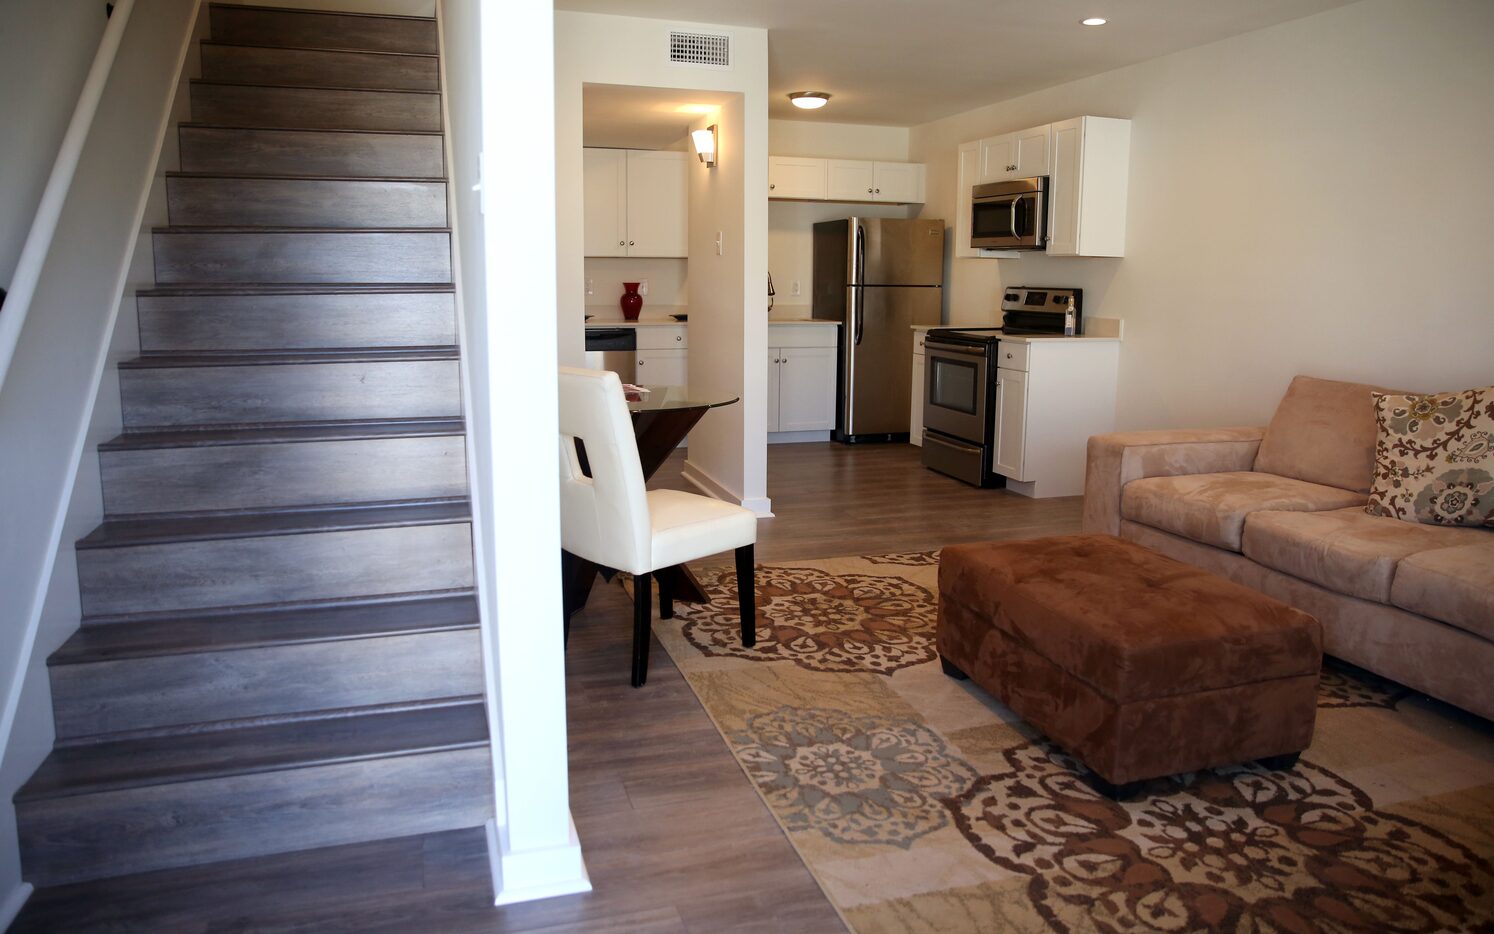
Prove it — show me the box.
[625,150,688,256]
[977,124,1051,184]
[583,148,628,257]
[872,162,924,204]
[582,148,687,258]
[826,160,876,202]
[1047,116,1131,257]
[770,157,925,204]
[768,156,829,200]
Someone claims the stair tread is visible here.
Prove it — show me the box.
[179,121,442,137]
[192,78,438,96]
[52,591,479,665]
[102,418,464,451]
[209,2,436,23]
[119,348,458,368]
[76,499,470,550]
[154,225,451,234]
[200,39,438,59]
[16,700,486,801]
[137,283,454,296]
[166,171,444,182]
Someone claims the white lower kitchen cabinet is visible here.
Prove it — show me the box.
[992,339,1119,498]
[635,347,687,386]
[909,327,930,446]
[767,323,838,439]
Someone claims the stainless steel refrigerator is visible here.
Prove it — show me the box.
[812,217,945,442]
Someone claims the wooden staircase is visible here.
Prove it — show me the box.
[12,3,492,889]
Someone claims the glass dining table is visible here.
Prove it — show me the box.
[561,385,740,627]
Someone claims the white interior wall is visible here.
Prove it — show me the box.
[910,0,1494,431]
[0,1,202,920]
[0,1,107,292]
[584,256,688,317]
[441,0,589,904]
[767,120,915,317]
[556,11,770,511]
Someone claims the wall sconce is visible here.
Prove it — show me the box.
[691,124,718,168]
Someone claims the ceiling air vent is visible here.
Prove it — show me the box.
[668,30,731,69]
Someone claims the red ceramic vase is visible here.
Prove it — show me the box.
[620,282,643,321]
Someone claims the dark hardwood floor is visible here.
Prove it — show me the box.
[14,443,1082,933]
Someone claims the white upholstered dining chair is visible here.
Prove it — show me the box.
[557,366,758,686]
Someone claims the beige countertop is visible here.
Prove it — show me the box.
[585,319,841,328]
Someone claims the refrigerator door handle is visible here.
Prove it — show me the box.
[853,225,866,345]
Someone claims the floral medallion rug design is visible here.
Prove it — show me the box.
[648,553,1494,934]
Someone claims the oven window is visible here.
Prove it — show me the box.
[929,356,979,414]
[971,200,1015,241]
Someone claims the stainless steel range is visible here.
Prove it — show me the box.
[920,287,1082,487]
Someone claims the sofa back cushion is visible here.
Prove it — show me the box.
[1254,376,1394,493]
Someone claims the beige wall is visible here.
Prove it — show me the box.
[584,256,688,318]
[911,0,1494,430]
[0,1,107,290]
[555,11,770,510]
[767,119,916,317]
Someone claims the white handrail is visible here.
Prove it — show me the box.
[0,0,136,395]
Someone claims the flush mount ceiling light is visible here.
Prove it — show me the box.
[1081,17,1107,25]
[691,124,718,168]
[788,91,831,110]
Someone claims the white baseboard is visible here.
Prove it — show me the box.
[486,817,592,907]
[1,882,33,930]
[681,460,774,518]
[767,430,831,444]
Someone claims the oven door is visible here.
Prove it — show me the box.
[970,190,1046,250]
[923,340,990,443]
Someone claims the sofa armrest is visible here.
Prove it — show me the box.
[1082,427,1267,535]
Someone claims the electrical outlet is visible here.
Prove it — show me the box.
[638,279,649,296]
[584,277,594,296]
[791,280,801,297]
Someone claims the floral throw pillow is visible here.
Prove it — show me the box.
[1365,387,1494,527]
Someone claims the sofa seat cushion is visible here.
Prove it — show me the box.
[1121,472,1366,552]
[1391,541,1494,641]
[1242,507,1487,604]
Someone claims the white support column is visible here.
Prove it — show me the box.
[442,0,589,906]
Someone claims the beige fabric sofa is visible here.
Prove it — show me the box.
[1084,376,1494,721]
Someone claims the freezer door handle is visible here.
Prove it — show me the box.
[853,225,866,345]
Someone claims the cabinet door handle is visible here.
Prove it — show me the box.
[769,183,776,190]
[866,188,873,194]
[618,240,625,246]
[874,188,880,194]
[628,240,635,246]
[675,335,682,342]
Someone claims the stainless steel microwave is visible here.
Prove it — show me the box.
[971,177,1047,250]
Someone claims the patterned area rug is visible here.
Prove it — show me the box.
[650,552,1494,934]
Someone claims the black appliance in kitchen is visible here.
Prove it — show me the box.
[920,287,1082,487]
[812,217,945,443]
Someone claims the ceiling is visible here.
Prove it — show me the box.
[556,0,1358,126]
[583,84,738,149]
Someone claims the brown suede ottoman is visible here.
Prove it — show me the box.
[938,533,1322,796]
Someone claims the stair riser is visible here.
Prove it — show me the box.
[77,522,474,617]
[179,127,444,178]
[152,231,452,284]
[18,746,490,886]
[201,44,438,91]
[51,630,483,739]
[168,178,447,228]
[209,6,438,55]
[100,435,466,515]
[138,292,457,352]
[119,359,460,427]
[192,84,440,132]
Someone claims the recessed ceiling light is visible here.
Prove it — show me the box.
[1081,17,1107,26]
[788,91,831,110]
